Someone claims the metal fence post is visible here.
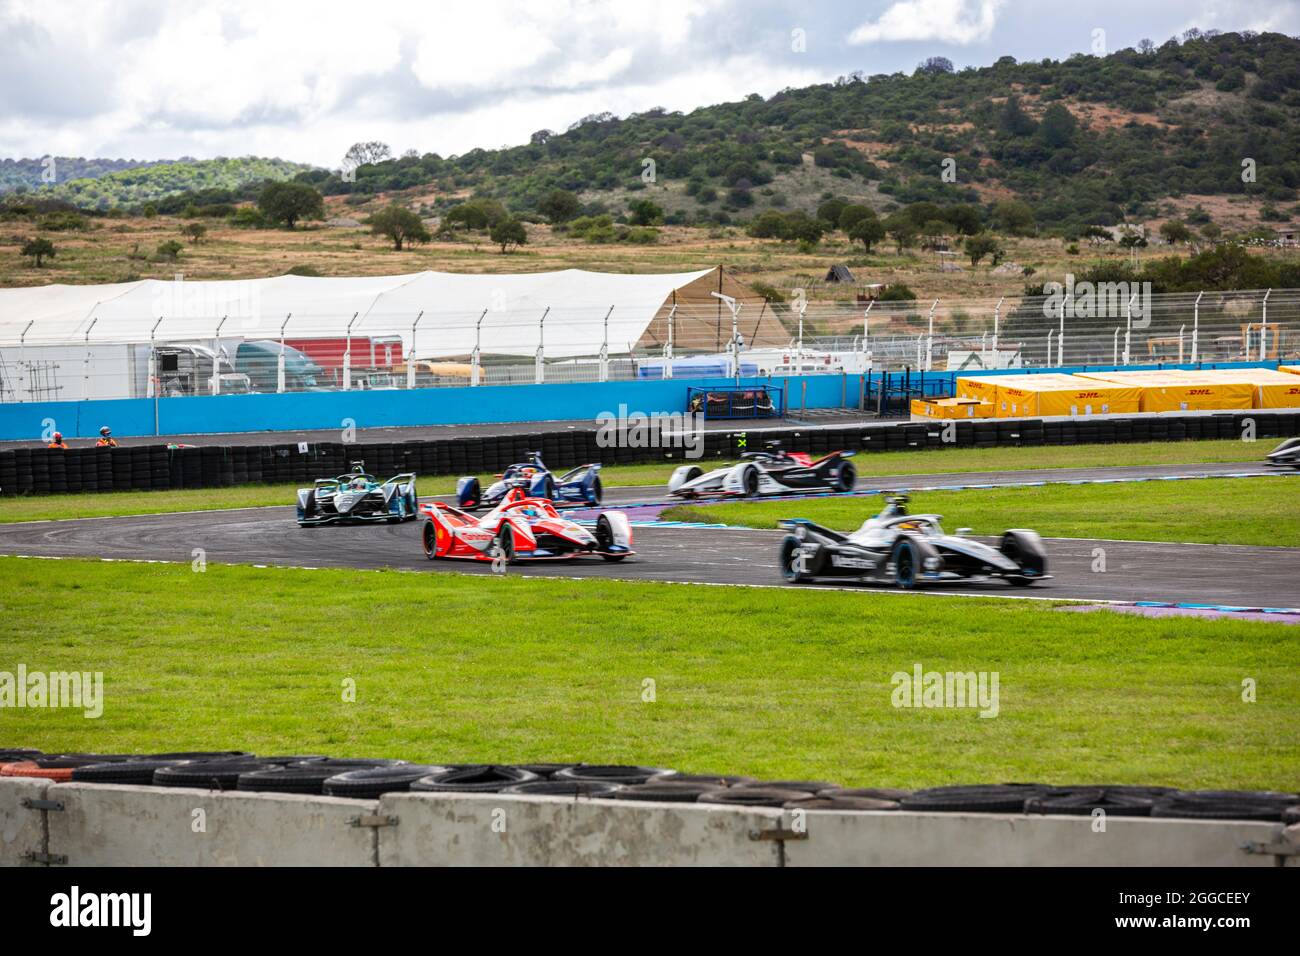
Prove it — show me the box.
[926,299,937,371]
[1191,291,1201,363]
[534,307,549,385]
[598,306,613,382]
[278,313,292,393]
[342,312,358,391]
[471,309,486,386]
[406,311,423,389]
[663,305,675,379]
[1260,288,1271,360]
[992,295,1003,365]
[211,315,228,395]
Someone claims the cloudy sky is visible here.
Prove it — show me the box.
[2,0,1297,167]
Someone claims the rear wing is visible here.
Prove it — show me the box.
[778,518,848,543]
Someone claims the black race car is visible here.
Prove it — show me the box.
[668,440,856,498]
[296,462,417,526]
[777,495,1049,589]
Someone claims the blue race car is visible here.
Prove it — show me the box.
[456,453,603,510]
[297,461,418,526]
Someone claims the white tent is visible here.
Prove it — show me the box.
[0,267,786,358]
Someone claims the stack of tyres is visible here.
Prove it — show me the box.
[62,448,83,493]
[0,451,18,495]
[95,447,114,490]
[14,448,34,494]
[178,447,203,489]
[111,445,132,491]
[150,447,170,489]
[29,448,51,494]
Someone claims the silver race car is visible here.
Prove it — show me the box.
[668,441,856,498]
[1265,437,1300,469]
[297,461,418,526]
[777,495,1049,589]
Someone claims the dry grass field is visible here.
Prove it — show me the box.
[6,192,1291,307]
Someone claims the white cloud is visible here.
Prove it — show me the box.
[848,0,1004,46]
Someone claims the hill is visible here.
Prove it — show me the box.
[293,30,1300,233]
[33,158,316,209]
[0,157,173,193]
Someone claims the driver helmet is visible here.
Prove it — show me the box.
[351,477,367,490]
[99,426,112,436]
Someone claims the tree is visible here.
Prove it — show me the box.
[1200,222,1222,240]
[443,198,507,231]
[998,95,1037,136]
[816,198,847,226]
[258,181,324,229]
[490,218,527,253]
[367,204,431,250]
[848,216,886,252]
[155,239,183,262]
[538,189,580,224]
[627,198,663,226]
[344,141,391,168]
[1038,104,1078,149]
[181,222,207,244]
[1159,220,1192,244]
[21,237,55,267]
[964,233,1002,266]
[780,211,825,244]
[748,210,787,239]
[837,204,874,232]
[886,217,919,254]
[916,56,954,75]
[991,200,1036,236]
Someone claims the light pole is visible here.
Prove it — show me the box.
[1191,291,1201,364]
[342,311,358,391]
[598,306,614,382]
[663,305,676,380]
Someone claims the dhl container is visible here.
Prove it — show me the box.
[954,376,1001,403]
[1196,368,1300,409]
[1075,370,1254,412]
[910,397,996,420]
[1280,365,1300,376]
[958,373,1139,417]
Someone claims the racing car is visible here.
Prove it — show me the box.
[421,488,633,563]
[777,495,1048,589]
[456,453,603,510]
[1265,437,1300,469]
[296,462,418,526]
[667,440,856,498]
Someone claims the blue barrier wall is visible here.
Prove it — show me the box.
[0,374,852,441]
[0,361,1282,442]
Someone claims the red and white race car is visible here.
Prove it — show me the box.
[419,488,634,564]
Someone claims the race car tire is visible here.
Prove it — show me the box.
[322,765,447,799]
[779,535,811,582]
[542,476,556,501]
[500,780,622,797]
[835,459,857,492]
[596,514,627,561]
[495,524,516,564]
[891,538,921,589]
[72,759,190,785]
[411,765,540,793]
[1000,529,1047,585]
[589,476,603,505]
[699,787,814,808]
[422,520,441,560]
[553,765,673,785]
[741,464,760,497]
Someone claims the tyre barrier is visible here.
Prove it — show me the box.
[1,746,1295,823]
[5,408,1299,497]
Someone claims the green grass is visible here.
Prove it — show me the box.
[2,556,1296,789]
[662,476,1300,547]
[0,438,1267,524]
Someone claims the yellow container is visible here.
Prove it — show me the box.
[954,376,1001,403]
[1196,368,1300,408]
[911,397,996,419]
[1076,370,1254,412]
[1280,365,1300,376]
[959,373,1139,417]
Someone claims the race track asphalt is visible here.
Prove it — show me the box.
[2,471,1297,607]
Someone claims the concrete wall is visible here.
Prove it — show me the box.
[45,784,378,867]
[0,777,48,867]
[780,809,1285,867]
[0,374,847,441]
[4,778,1294,866]
[377,792,783,866]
